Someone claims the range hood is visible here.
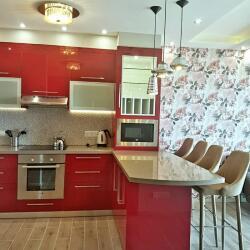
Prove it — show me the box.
[21,95,68,108]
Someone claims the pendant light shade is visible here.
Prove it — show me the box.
[155,0,173,78]
[171,0,189,71]
[147,6,161,96]
[147,73,158,95]
[244,49,250,75]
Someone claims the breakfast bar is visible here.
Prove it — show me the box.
[113,151,225,250]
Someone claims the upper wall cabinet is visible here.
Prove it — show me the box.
[0,44,21,78]
[70,81,115,112]
[0,77,21,108]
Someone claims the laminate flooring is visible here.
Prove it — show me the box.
[0,200,249,249]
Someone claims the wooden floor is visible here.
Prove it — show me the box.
[0,200,249,250]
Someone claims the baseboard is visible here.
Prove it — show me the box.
[0,210,113,219]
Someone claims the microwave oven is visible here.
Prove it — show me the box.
[116,119,158,147]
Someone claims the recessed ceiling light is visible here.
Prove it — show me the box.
[102,29,107,35]
[241,46,246,50]
[62,26,67,31]
[20,22,26,28]
[134,56,139,60]
[194,18,202,25]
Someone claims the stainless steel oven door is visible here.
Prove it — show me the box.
[116,119,158,147]
[17,163,65,200]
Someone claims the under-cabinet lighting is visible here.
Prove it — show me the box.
[62,26,67,32]
[20,23,26,28]
[102,29,107,35]
[0,107,27,111]
[70,110,115,115]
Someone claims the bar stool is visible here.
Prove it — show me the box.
[196,145,223,173]
[194,151,250,250]
[174,138,194,158]
[184,141,208,163]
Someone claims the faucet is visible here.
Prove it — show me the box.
[53,137,65,150]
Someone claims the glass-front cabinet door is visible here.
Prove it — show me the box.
[121,55,157,116]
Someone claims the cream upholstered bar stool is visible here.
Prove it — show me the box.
[174,138,194,158]
[194,151,250,250]
[184,141,208,163]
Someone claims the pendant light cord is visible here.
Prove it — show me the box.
[163,0,167,63]
[153,12,157,69]
[179,6,184,56]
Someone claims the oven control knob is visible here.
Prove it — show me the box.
[30,158,35,162]
[50,158,54,162]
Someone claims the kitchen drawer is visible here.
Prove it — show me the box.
[0,155,17,169]
[17,200,63,212]
[66,154,112,171]
[0,182,17,212]
[0,167,17,183]
[64,185,112,210]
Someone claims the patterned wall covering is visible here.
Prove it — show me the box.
[160,47,250,154]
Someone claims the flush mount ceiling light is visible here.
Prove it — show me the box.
[38,2,80,25]
[155,0,173,78]
[171,0,189,71]
[244,49,250,75]
[147,6,162,96]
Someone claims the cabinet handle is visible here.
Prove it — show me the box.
[80,76,105,80]
[75,156,101,160]
[75,185,101,188]
[113,163,118,191]
[0,157,5,160]
[0,186,4,190]
[118,84,121,108]
[32,91,59,94]
[26,203,54,206]
[0,72,9,75]
[0,171,5,175]
[117,171,125,205]
[75,171,101,174]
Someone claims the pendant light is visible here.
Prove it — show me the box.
[147,6,162,96]
[171,0,189,71]
[155,0,173,78]
[244,49,250,75]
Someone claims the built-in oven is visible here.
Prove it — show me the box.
[17,154,65,200]
[116,119,158,147]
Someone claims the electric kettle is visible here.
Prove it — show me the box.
[97,129,111,147]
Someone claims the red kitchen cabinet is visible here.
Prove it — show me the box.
[64,154,113,210]
[47,46,71,96]
[17,200,63,212]
[69,48,116,83]
[0,155,18,212]
[0,43,22,78]
[21,44,48,96]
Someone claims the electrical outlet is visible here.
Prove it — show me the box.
[84,131,98,138]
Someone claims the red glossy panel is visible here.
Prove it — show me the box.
[0,182,17,212]
[21,45,47,95]
[0,167,17,184]
[0,155,17,168]
[0,43,22,77]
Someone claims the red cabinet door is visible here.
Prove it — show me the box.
[70,48,116,83]
[0,43,22,77]
[47,46,71,97]
[21,45,47,96]
[64,154,113,211]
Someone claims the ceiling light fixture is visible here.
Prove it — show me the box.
[62,26,67,31]
[155,0,173,78]
[147,6,161,96]
[194,18,202,25]
[20,23,26,28]
[170,0,189,71]
[38,2,80,25]
[102,29,107,35]
[244,48,250,75]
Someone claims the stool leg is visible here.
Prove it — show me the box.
[199,193,205,250]
[211,195,218,247]
[235,195,244,250]
[222,195,226,250]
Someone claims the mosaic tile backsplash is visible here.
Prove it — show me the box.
[160,47,250,153]
[0,108,113,146]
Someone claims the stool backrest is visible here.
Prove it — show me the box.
[217,151,250,196]
[184,141,208,163]
[197,145,223,173]
[175,138,193,158]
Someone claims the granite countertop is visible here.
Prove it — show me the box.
[113,150,225,186]
[0,145,113,155]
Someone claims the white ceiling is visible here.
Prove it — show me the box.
[0,0,249,48]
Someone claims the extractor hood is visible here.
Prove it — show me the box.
[21,95,68,108]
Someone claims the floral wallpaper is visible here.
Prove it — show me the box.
[159,47,250,154]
